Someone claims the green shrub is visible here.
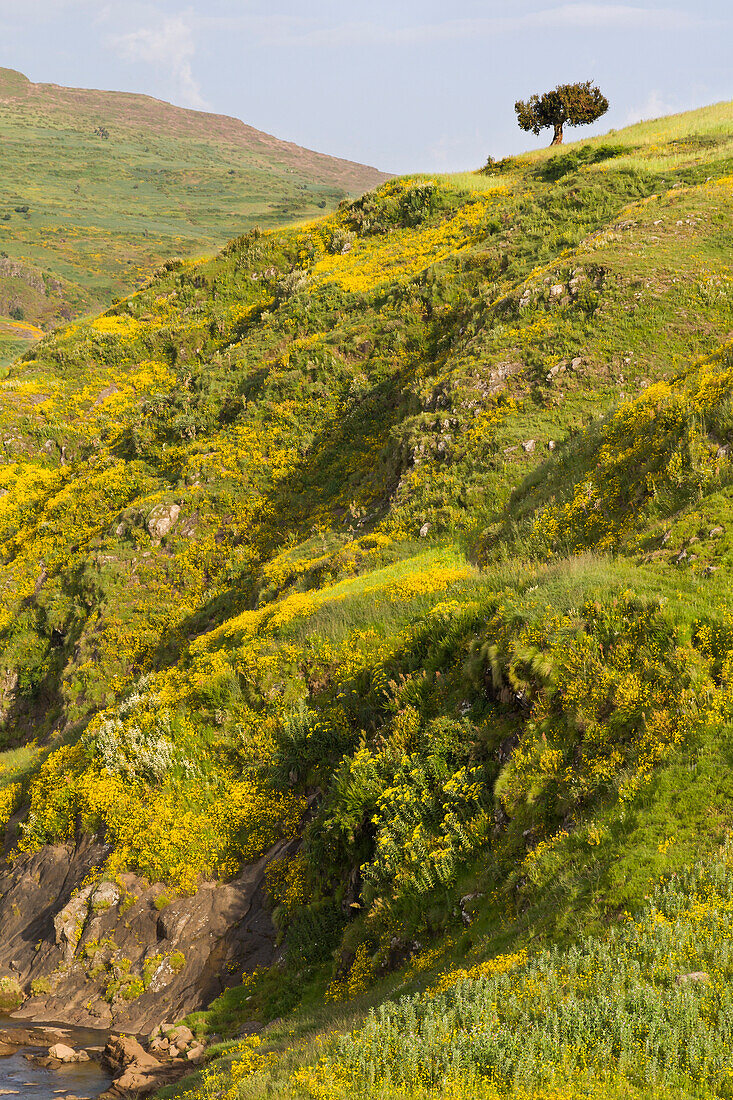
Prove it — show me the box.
[0,977,24,1011]
[169,951,186,973]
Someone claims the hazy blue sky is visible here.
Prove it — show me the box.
[0,1,730,172]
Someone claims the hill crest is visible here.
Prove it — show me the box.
[0,66,388,188]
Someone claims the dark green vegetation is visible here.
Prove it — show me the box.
[1,100,733,1097]
[0,66,387,361]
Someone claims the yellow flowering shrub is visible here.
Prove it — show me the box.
[0,782,21,835]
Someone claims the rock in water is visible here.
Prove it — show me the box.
[48,1043,78,1063]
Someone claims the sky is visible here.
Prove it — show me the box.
[0,1,730,173]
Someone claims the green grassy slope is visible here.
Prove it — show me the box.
[1,100,733,1097]
[0,67,388,358]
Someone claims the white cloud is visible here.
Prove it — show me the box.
[623,89,684,125]
[525,4,701,30]
[109,13,209,109]
[261,4,708,48]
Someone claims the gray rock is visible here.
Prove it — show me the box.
[522,439,536,454]
[93,386,120,408]
[676,971,710,985]
[90,882,120,912]
[146,503,181,541]
[54,882,120,963]
[53,886,95,963]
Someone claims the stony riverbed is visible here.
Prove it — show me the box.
[0,1021,110,1100]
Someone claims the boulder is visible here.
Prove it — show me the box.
[148,1022,173,1043]
[114,1067,157,1093]
[48,1043,78,1063]
[676,971,710,985]
[104,1035,159,1074]
[168,1025,193,1045]
[147,503,181,541]
[0,834,294,1032]
[0,1028,65,1047]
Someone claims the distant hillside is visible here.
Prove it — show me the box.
[3,100,733,1096]
[0,67,388,359]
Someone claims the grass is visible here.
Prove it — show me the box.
[0,744,39,789]
[0,318,42,371]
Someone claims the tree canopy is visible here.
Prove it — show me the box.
[515,81,609,146]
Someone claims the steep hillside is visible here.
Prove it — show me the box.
[0,67,388,358]
[0,101,733,1096]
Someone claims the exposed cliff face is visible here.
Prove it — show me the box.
[0,835,295,1031]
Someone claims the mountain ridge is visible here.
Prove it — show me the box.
[0,66,388,184]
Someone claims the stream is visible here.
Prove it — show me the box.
[0,1020,111,1100]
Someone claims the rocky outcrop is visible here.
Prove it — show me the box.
[99,1032,196,1100]
[146,502,181,541]
[0,834,296,1031]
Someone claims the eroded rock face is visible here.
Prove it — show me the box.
[54,882,97,962]
[0,835,296,1031]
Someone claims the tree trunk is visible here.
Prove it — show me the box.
[551,123,564,145]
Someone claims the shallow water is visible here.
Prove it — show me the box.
[0,1020,111,1100]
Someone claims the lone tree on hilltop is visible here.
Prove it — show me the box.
[515,81,609,146]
